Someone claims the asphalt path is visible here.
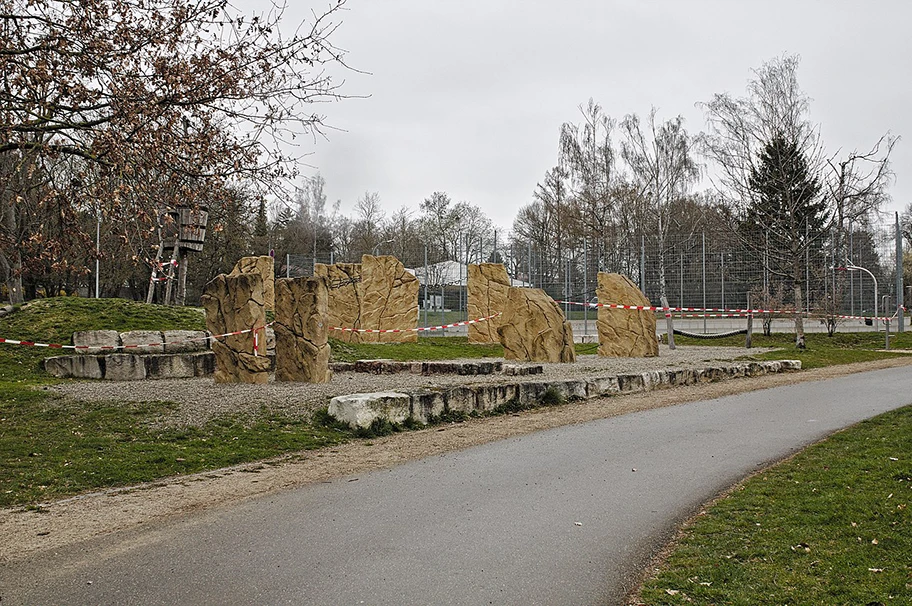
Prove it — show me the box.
[4,366,912,605]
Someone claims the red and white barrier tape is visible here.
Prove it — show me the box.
[330,313,502,334]
[0,323,273,351]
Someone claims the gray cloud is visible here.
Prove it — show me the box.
[273,0,911,229]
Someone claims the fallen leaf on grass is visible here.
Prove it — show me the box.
[869,568,884,573]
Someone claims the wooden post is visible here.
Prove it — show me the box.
[661,295,675,350]
[745,293,753,349]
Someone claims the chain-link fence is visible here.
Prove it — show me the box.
[275,219,905,333]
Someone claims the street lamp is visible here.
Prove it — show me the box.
[836,262,878,330]
[373,239,394,256]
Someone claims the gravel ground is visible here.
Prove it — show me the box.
[50,345,765,427]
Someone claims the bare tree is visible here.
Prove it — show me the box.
[827,135,897,261]
[620,108,700,302]
[699,55,826,347]
[0,0,350,302]
[352,191,386,255]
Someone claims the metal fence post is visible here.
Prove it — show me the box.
[583,238,589,336]
[423,245,428,328]
[639,235,646,292]
[897,212,905,332]
[702,231,707,334]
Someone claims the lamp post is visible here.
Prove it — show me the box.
[373,239,394,256]
[95,212,100,298]
[837,262,878,331]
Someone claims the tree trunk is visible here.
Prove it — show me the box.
[0,251,24,305]
[661,295,675,350]
[794,282,806,349]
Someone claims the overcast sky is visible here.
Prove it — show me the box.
[273,0,911,231]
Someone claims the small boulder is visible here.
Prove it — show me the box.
[328,392,410,429]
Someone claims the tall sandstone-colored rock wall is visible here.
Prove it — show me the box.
[596,272,658,357]
[230,256,275,310]
[467,263,511,344]
[314,262,363,343]
[359,255,419,343]
[274,276,331,383]
[497,287,575,363]
[201,273,271,383]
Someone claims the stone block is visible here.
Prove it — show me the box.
[201,273,271,384]
[641,370,671,390]
[274,276,331,383]
[502,364,544,376]
[617,373,645,392]
[553,380,588,401]
[230,255,275,310]
[409,390,446,424]
[467,263,511,344]
[329,362,356,373]
[497,287,575,363]
[586,376,620,398]
[353,359,411,374]
[762,361,782,374]
[193,351,216,376]
[596,273,658,358]
[328,392,410,430]
[72,330,121,354]
[43,355,103,379]
[780,359,802,371]
[444,386,478,414]
[163,330,209,353]
[700,366,726,382]
[120,330,164,354]
[517,382,550,405]
[315,262,363,343]
[359,255,419,343]
[476,384,519,411]
[145,354,196,379]
[104,354,147,381]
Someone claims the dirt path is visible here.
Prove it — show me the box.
[3,357,911,565]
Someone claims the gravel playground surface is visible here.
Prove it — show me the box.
[50,345,764,427]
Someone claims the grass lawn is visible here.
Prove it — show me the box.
[673,330,912,369]
[637,405,912,605]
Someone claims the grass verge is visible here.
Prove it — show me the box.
[0,389,350,508]
[636,405,912,605]
[673,330,912,369]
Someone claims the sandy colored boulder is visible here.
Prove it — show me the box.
[360,255,419,343]
[467,263,511,344]
[497,287,575,363]
[201,273,271,383]
[274,276,331,383]
[230,256,275,310]
[596,272,658,357]
[315,262,363,343]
